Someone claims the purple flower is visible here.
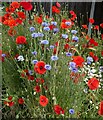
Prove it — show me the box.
[69,62,76,68]
[65,21,71,26]
[72,35,79,42]
[30,27,35,32]
[40,40,49,45]
[71,30,78,34]
[51,21,57,26]
[43,27,50,31]
[99,66,103,72]
[87,56,93,65]
[28,70,33,75]
[62,34,68,39]
[38,32,44,37]
[50,45,54,49]
[31,51,37,55]
[87,56,93,62]
[66,52,72,57]
[71,67,78,73]
[32,60,38,64]
[69,62,78,73]
[2,54,6,57]
[31,33,38,38]
[42,22,49,27]
[69,109,75,114]
[51,55,58,61]
[53,28,59,33]
[44,64,51,70]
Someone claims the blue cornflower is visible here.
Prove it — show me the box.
[40,40,49,45]
[31,51,37,55]
[53,28,59,33]
[71,67,78,73]
[65,21,71,26]
[66,52,73,57]
[99,66,103,72]
[2,54,6,57]
[43,27,50,31]
[72,35,79,42]
[69,62,76,68]
[29,27,35,32]
[87,56,93,65]
[51,21,57,26]
[31,33,38,38]
[51,55,58,61]
[38,32,44,37]
[69,62,78,73]
[32,60,38,64]
[71,30,78,34]
[28,70,33,75]
[44,64,51,70]
[69,109,75,114]
[42,22,49,27]
[87,56,93,62]
[50,45,55,49]
[62,34,68,39]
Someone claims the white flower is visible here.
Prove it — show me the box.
[17,55,24,61]
[90,69,96,73]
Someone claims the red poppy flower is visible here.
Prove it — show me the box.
[21,69,29,78]
[39,95,48,107]
[43,85,48,90]
[20,2,33,11]
[8,19,17,27]
[49,25,55,30]
[6,7,15,13]
[82,25,88,29]
[100,23,103,28]
[98,101,103,115]
[15,18,23,24]
[34,85,41,93]
[94,25,99,30]
[10,1,20,9]
[34,16,42,24]
[17,11,26,19]
[70,10,75,15]
[101,34,103,40]
[101,51,103,56]
[8,28,16,36]
[16,36,26,44]
[52,6,60,14]
[71,14,76,21]
[34,61,46,74]
[87,77,99,90]
[28,75,34,81]
[89,38,98,47]
[4,96,14,107]
[55,41,59,47]
[53,48,59,55]
[72,56,84,67]
[89,52,94,57]
[36,78,44,84]
[93,55,99,62]
[54,105,65,115]
[18,98,24,104]
[8,101,14,107]
[56,2,61,8]
[89,18,94,24]
[8,96,13,101]
[64,43,70,51]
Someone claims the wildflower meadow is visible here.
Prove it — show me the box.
[1,1,103,119]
